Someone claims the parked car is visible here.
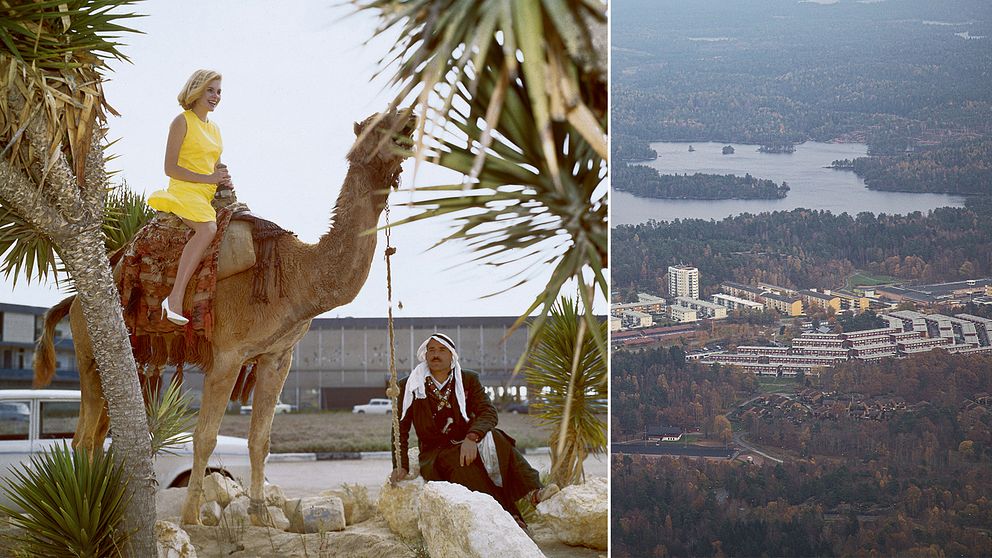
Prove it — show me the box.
[352,398,392,414]
[0,389,251,509]
[239,400,295,415]
[0,401,30,423]
[503,401,531,414]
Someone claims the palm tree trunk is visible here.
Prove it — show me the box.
[58,233,157,556]
[0,103,157,556]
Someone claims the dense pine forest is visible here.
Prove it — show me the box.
[613,166,789,200]
[612,349,992,557]
[613,0,992,156]
[833,138,992,195]
[612,198,992,295]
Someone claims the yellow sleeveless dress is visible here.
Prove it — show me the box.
[147,110,223,222]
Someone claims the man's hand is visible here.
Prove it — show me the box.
[459,439,479,466]
[389,467,408,486]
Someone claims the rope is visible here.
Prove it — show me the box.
[383,204,402,469]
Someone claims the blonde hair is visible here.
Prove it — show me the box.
[177,69,222,110]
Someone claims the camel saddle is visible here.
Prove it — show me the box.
[117,198,293,373]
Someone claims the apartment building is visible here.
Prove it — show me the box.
[674,297,728,320]
[711,293,764,312]
[668,265,699,299]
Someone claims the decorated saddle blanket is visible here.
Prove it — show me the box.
[118,202,293,372]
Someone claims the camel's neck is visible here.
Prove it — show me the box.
[297,163,391,318]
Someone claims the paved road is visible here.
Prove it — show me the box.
[612,442,735,459]
[264,452,608,499]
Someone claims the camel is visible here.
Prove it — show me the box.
[33,109,416,525]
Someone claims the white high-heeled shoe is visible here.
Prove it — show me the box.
[161,299,189,326]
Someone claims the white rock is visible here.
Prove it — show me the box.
[286,495,346,533]
[220,496,251,531]
[202,472,245,507]
[200,501,222,527]
[155,520,197,558]
[377,477,423,539]
[536,477,608,550]
[282,497,300,519]
[419,482,544,558]
[320,485,374,525]
[259,505,291,530]
[263,482,286,509]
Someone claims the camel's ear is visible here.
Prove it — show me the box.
[354,121,364,136]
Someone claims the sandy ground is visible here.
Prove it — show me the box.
[264,452,608,500]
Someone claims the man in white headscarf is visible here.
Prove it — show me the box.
[389,333,558,529]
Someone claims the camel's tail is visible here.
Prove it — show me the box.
[33,295,75,388]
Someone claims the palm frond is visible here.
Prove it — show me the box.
[353,0,608,367]
[0,199,60,285]
[145,380,196,457]
[1,1,143,184]
[0,442,133,556]
[0,183,152,288]
[524,296,607,486]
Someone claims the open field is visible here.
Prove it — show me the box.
[846,271,900,289]
[755,377,801,394]
[218,411,563,453]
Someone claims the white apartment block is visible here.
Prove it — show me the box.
[621,310,653,329]
[668,265,699,299]
[669,305,698,323]
[712,293,765,312]
[675,297,728,319]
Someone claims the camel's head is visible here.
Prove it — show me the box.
[348,108,418,172]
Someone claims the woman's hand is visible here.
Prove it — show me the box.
[212,163,234,190]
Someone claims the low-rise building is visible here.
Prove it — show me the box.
[675,297,728,320]
[762,293,803,316]
[668,305,698,323]
[646,426,684,442]
[621,310,653,329]
[799,289,841,313]
[711,293,764,312]
[721,282,766,303]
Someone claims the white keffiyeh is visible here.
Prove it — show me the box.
[400,333,468,422]
[400,333,502,486]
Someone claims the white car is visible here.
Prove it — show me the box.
[0,389,251,508]
[352,398,393,414]
[239,400,294,415]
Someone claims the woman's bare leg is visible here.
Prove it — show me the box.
[167,219,217,313]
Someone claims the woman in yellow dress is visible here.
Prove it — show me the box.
[148,69,232,325]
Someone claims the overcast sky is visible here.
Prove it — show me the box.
[1,1,600,318]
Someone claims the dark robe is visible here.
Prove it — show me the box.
[393,370,541,515]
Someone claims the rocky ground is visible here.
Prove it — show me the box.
[154,482,606,558]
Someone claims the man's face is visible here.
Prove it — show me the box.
[425,339,453,375]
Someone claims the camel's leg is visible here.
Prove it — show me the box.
[179,354,243,525]
[72,350,107,453]
[243,349,293,524]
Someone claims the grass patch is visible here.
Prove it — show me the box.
[847,271,899,289]
[756,377,800,393]
[218,411,555,453]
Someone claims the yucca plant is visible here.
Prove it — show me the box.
[0,2,156,553]
[0,442,133,557]
[0,183,154,288]
[352,0,608,370]
[145,380,196,456]
[525,296,607,486]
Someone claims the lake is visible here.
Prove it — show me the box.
[612,141,967,226]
